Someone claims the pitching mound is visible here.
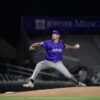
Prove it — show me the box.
[0,87,100,96]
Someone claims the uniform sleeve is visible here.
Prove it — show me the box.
[40,41,47,48]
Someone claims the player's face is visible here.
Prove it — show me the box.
[52,33,60,40]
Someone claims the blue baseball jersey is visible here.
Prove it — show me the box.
[40,40,65,62]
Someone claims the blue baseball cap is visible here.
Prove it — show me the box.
[53,30,60,35]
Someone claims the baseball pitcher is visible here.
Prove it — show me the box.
[23,30,86,88]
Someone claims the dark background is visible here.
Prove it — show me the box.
[0,0,100,46]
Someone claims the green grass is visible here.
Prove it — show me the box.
[0,96,100,100]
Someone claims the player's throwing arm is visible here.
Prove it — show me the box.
[29,42,41,50]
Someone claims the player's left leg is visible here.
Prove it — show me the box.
[54,61,86,86]
[23,60,48,88]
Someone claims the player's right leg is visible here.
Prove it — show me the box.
[54,61,86,87]
[23,60,47,88]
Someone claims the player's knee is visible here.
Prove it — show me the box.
[36,63,41,67]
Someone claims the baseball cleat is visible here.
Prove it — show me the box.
[23,80,34,88]
[78,82,86,87]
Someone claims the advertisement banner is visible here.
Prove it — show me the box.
[23,17,100,33]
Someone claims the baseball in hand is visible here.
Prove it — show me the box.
[74,44,80,49]
[29,46,35,50]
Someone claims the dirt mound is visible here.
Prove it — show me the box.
[0,87,100,96]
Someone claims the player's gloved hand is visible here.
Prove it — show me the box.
[29,45,35,50]
[73,44,80,49]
